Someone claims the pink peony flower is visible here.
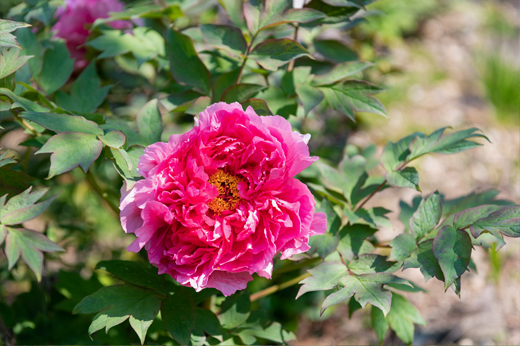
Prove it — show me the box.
[52,0,133,69]
[120,102,326,296]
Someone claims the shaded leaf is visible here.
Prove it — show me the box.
[386,167,420,191]
[433,226,472,289]
[220,83,266,103]
[314,39,357,63]
[240,98,272,116]
[200,24,247,55]
[74,284,161,344]
[5,227,64,281]
[99,131,125,149]
[313,61,373,86]
[136,99,162,145]
[380,132,421,172]
[469,206,520,243]
[0,187,57,225]
[389,233,417,262]
[403,240,444,282]
[371,306,389,345]
[348,254,401,275]
[162,290,197,345]
[296,84,324,115]
[410,192,442,240]
[34,41,74,95]
[386,293,426,344]
[95,260,168,293]
[296,261,348,298]
[337,224,377,261]
[0,87,48,112]
[219,291,251,329]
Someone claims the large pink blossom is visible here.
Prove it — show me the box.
[120,102,326,296]
[52,0,132,68]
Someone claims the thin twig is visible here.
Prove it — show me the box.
[287,24,299,72]
[250,272,311,301]
[355,180,387,211]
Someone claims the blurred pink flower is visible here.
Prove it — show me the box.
[52,0,132,69]
[120,102,326,296]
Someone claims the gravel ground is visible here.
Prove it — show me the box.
[296,2,520,345]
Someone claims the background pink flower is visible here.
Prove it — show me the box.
[120,102,327,296]
[52,0,132,69]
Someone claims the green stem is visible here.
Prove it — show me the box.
[236,34,257,84]
[286,24,299,72]
[250,272,311,302]
[85,170,120,215]
[272,257,321,275]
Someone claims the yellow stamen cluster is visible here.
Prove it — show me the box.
[208,170,243,214]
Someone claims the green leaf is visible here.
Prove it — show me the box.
[237,314,296,344]
[20,112,104,135]
[346,207,393,229]
[0,187,57,225]
[453,205,503,230]
[166,29,211,95]
[296,261,348,298]
[408,127,490,161]
[200,24,247,55]
[162,291,197,345]
[318,198,341,235]
[4,227,63,281]
[320,80,386,121]
[136,99,162,145]
[410,192,442,240]
[185,96,212,116]
[386,167,420,191]
[468,206,520,241]
[111,145,144,185]
[348,254,402,275]
[296,84,324,115]
[74,284,161,344]
[55,270,103,312]
[219,291,251,330]
[220,0,247,29]
[103,116,147,147]
[389,233,417,262]
[255,86,297,118]
[432,226,472,289]
[403,239,444,282]
[14,27,42,75]
[337,224,376,261]
[0,47,32,79]
[95,260,168,293]
[386,293,426,344]
[220,83,266,103]
[314,39,357,63]
[0,19,30,49]
[321,273,410,316]
[313,61,373,86]
[249,39,311,71]
[34,41,74,95]
[99,131,125,149]
[195,308,222,336]
[243,0,291,34]
[87,30,135,58]
[240,98,272,116]
[309,233,339,259]
[304,0,359,25]
[338,154,368,203]
[36,132,103,179]
[371,306,389,345]
[380,132,421,172]
[0,87,48,112]
[211,69,240,102]
[54,63,111,113]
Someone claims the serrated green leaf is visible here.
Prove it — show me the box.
[337,224,376,261]
[240,98,272,116]
[408,127,490,161]
[380,132,421,172]
[386,167,420,191]
[469,206,520,240]
[34,41,74,95]
[348,254,401,275]
[0,19,30,49]
[432,226,472,289]
[95,260,168,293]
[321,273,410,316]
[403,239,444,282]
[320,80,386,121]
[389,233,417,262]
[308,233,339,259]
[219,291,251,330]
[0,47,32,79]
[54,63,111,113]
[74,284,161,344]
[296,261,348,298]
[36,132,103,179]
[249,39,311,71]
[166,29,211,95]
[410,192,442,240]
[200,24,247,55]
[5,227,63,281]
[346,207,393,229]
[20,112,103,135]
[0,190,57,225]
[371,306,389,345]
[136,99,162,145]
[386,293,426,344]
[313,61,373,86]
[220,83,266,103]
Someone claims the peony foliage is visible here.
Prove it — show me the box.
[0,0,518,345]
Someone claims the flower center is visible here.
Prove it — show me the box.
[208,170,242,214]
